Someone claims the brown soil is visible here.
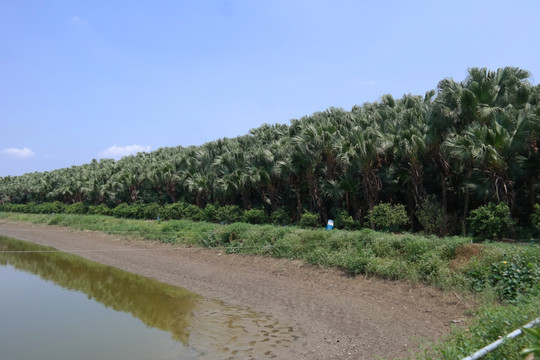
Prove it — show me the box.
[450,244,483,270]
[0,220,472,360]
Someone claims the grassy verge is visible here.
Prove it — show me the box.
[1,212,539,359]
[412,294,540,360]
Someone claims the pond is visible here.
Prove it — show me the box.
[0,236,296,360]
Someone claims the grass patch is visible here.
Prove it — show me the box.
[1,212,537,293]
[413,294,540,360]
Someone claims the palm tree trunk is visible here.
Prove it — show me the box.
[462,169,472,235]
[438,168,448,235]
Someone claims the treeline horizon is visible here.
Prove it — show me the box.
[1,67,539,235]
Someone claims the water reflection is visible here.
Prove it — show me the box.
[0,236,297,359]
[0,236,198,344]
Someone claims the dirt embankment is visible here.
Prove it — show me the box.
[0,220,471,360]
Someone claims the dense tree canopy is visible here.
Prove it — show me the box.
[1,67,539,234]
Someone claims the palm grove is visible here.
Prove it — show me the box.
[1,67,540,238]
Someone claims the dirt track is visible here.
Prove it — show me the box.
[0,220,471,359]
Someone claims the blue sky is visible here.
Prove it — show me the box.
[1,0,539,177]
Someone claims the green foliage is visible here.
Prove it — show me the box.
[269,207,291,225]
[334,210,360,230]
[2,67,540,239]
[1,211,538,300]
[112,203,136,219]
[182,204,204,221]
[415,251,451,284]
[221,222,250,245]
[3,209,540,360]
[215,205,243,223]
[203,203,219,222]
[27,201,66,214]
[468,203,515,240]
[162,202,186,220]
[366,202,409,232]
[87,204,111,216]
[64,202,87,214]
[461,244,540,301]
[271,233,302,258]
[417,294,540,360]
[416,195,446,236]
[142,203,163,219]
[532,203,540,232]
[486,258,539,301]
[522,327,540,357]
[298,211,320,229]
[244,209,267,224]
[111,202,162,219]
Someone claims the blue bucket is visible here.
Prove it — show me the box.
[326,219,334,230]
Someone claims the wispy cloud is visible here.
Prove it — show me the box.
[98,145,151,159]
[1,147,35,158]
[68,16,89,26]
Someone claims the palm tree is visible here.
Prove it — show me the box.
[339,125,388,224]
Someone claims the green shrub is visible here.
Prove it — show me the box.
[2,204,25,212]
[48,201,67,214]
[132,203,148,219]
[215,205,244,223]
[112,203,133,218]
[64,202,87,214]
[366,202,409,232]
[23,202,37,213]
[334,210,360,230]
[244,209,267,224]
[488,257,540,301]
[141,203,162,219]
[203,203,219,222]
[162,202,186,220]
[401,235,432,262]
[468,202,514,240]
[88,204,111,216]
[183,204,204,221]
[270,207,291,225]
[298,211,320,229]
[416,195,446,236]
[460,244,540,301]
[26,202,66,214]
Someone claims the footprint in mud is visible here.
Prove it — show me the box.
[188,298,299,359]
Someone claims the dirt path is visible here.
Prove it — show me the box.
[0,220,471,359]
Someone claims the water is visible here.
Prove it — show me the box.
[0,236,296,360]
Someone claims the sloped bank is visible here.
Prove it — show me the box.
[0,217,471,360]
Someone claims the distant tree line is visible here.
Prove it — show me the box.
[1,67,539,236]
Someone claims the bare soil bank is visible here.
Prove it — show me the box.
[0,220,471,359]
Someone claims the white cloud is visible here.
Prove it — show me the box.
[1,147,35,158]
[98,145,151,159]
[68,16,89,26]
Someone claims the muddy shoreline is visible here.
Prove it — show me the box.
[0,220,470,359]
